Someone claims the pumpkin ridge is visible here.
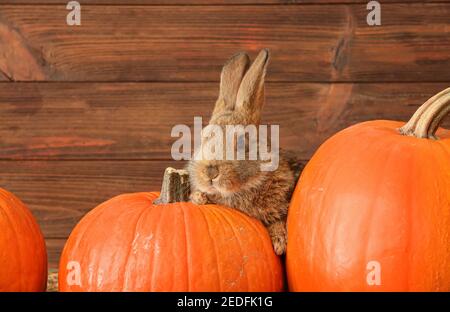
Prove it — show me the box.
[423,143,444,290]
[0,189,46,291]
[404,144,419,292]
[216,206,252,291]
[232,203,280,290]
[365,134,410,291]
[85,201,129,291]
[19,195,47,291]
[219,210,255,291]
[131,196,164,291]
[320,129,383,289]
[430,141,450,289]
[198,205,223,292]
[120,201,150,291]
[149,202,168,291]
[60,195,119,291]
[310,126,373,286]
[0,194,24,290]
[179,202,191,292]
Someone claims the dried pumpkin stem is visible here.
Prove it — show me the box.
[399,87,450,139]
[154,167,191,204]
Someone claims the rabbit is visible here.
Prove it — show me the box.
[186,49,303,255]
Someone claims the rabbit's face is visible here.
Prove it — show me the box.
[189,129,262,195]
[188,158,261,196]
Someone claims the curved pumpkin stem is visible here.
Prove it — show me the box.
[154,167,190,204]
[399,87,450,139]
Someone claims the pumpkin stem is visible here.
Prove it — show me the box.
[399,87,450,139]
[154,167,191,204]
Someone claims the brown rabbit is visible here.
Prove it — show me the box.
[187,49,302,255]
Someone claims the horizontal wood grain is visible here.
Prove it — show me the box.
[0,160,181,238]
[1,82,449,160]
[46,238,64,269]
[5,1,450,5]
[0,4,449,82]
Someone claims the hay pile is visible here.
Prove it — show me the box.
[47,270,58,292]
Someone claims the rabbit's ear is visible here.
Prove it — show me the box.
[235,49,270,125]
[213,52,250,115]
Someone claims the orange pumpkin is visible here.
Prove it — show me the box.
[0,188,47,291]
[287,87,450,291]
[59,168,283,292]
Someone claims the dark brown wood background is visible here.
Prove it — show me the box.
[0,0,449,269]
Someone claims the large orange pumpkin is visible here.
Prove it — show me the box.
[0,188,47,291]
[287,87,450,291]
[59,168,283,292]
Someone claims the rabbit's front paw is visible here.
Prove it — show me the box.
[190,191,209,205]
[268,221,287,256]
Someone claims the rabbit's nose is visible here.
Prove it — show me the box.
[206,165,219,180]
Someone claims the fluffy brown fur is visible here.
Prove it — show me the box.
[187,49,301,255]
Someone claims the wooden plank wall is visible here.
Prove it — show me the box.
[0,1,449,269]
